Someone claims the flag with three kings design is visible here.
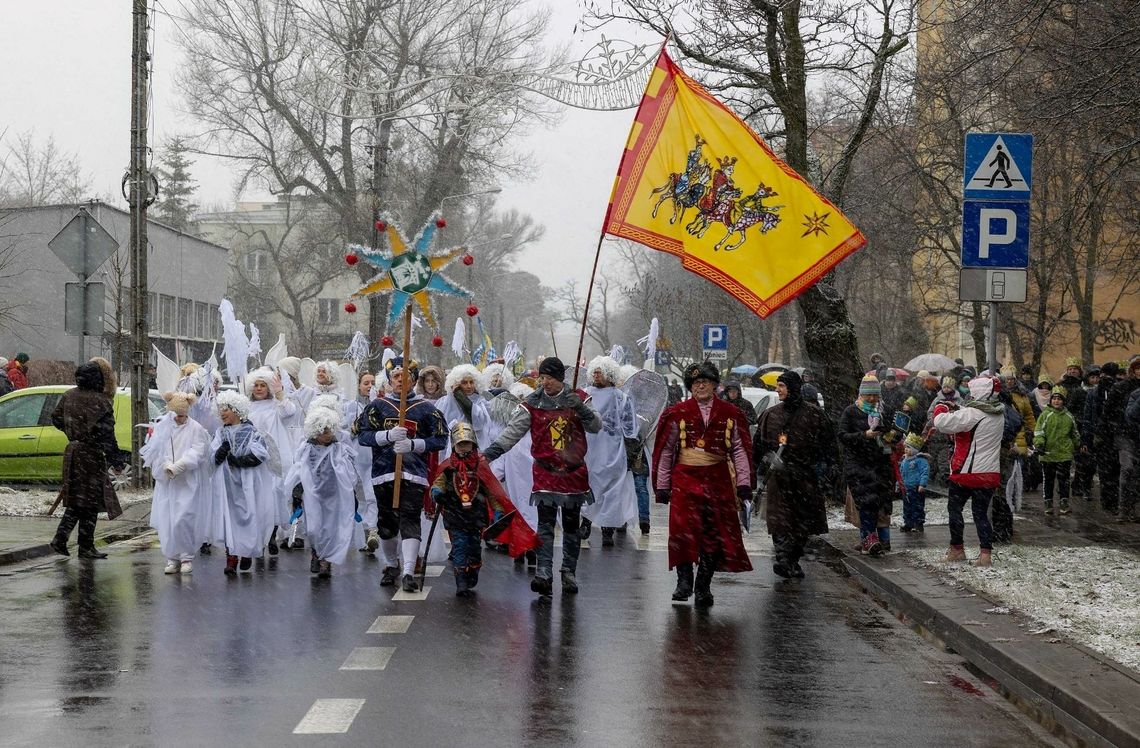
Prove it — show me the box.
[604,48,866,318]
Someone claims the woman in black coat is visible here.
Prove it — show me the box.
[838,375,896,556]
[49,362,127,558]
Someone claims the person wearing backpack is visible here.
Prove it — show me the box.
[1033,386,1080,515]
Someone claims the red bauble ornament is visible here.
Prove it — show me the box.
[344,302,357,314]
[466,304,479,317]
[435,217,447,229]
[375,220,387,232]
[461,253,474,266]
[345,253,359,266]
[431,335,444,347]
[381,335,394,346]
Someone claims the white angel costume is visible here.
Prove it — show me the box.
[435,364,493,457]
[246,367,300,530]
[281,409,358,567]
[489,383,539,532]
[142,412,213,560]
[581,357,640,530]
[211,419,276,557]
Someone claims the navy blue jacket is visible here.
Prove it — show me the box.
[356,394,448,486]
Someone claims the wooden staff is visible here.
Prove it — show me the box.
[571,232,606,390]
[390,305,414,509]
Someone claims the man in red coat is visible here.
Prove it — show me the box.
[653,362,753,607]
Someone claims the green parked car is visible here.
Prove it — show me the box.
[0,386,166,482]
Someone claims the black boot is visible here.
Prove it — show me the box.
[455,570,472,597]
[694,555,715,607]
[76,512,105,558]
[578,517,593,540]
[267,527,279,556]
[52,509,80,556]
[672,563,694,601]
[50,532,70,557]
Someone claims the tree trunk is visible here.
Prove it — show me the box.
[797,284,863,418]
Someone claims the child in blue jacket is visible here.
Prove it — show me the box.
[900,433,930,532]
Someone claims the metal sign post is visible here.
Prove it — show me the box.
[49,207,119,364]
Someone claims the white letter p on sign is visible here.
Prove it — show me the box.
[978,208,1017,259]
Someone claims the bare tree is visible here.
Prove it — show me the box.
[0,130,91,207]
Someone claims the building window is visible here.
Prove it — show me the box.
[244,250,267,284]
[160,295,176,335]
[178,298,193,338]
[148,293,158,333]
[318,298,339,326]
[211,304,222,339]
[194,302,209,339]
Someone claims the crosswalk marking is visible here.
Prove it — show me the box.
[423,565,445,577]
[293,699,365,734]
[340,647,396,671]
[392,585,431,601]
[367,615,414,634]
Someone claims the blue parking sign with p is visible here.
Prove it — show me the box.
[961,201,1029,268]
[702,324,728,350]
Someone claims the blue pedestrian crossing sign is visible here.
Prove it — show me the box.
[964,133,1033,200]
[961,201,1030,268]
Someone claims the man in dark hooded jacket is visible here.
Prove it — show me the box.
[754,370,834,578]
[720,381,757,428]
[1086,362,1123,511]
[1100,356,1140,521]
[49,362,127,558]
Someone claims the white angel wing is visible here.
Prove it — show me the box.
[264,334,288,368]
[153,344,180,393]
[206,342,219,372]
[299,358,318,387]
[338,363,357,401]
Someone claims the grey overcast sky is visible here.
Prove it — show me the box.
[0,2,656,296]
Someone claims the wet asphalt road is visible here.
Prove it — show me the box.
[0,525,1058,747]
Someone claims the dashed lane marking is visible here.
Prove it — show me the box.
[367,615,414,634]
[293,699,365,734]
[424,565,445,577]
[340,647,396,671]
[392,585,431,601]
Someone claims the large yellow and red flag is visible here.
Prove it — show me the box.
[604,49,866,317]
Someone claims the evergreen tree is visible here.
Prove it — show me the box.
[154,137,199,231]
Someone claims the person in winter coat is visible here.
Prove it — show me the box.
[721,382,758,428]
[923,377,962,487]
[1059,358,1089,425]
[0,358,13,396]
[1084,361,1122,512]
[880,370,907,414]
[6,353,30,390]
[932,377,1005,567]
[1100,355,1140,521]
[48,362,128,558]
[1071,366,1101,498]
[1034,386,1080,515]
[838,375,897,556]
[899,433,930,532]
[754,370,834,578]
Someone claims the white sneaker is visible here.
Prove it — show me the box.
[180,561,193,574]
[164,560,179,574]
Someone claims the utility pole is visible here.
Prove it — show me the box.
[128,0,151,488]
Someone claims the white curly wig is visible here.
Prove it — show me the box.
[215,390,251,420]
[445,364,483,395]
[480,362,514,392]
[618,364,640,386]
[244,366,276,396]
[509,382,535,399]
[586,355,622,386]
[304,406,341,440]
[310,393,341,412]
[315,360,340,385]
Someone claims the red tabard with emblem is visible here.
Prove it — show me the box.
[524,400,590,494]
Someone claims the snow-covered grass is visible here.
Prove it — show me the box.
[825,499,972,531]
[0,485,150,517]
[907,544,1140,671]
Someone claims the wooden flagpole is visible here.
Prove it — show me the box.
[390,305,414,509]
[571,232,607,390]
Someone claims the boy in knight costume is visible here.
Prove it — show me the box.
[432,422,540,596]
[483,356,603,596]
[356,357,448,593]
[653,362,754,607]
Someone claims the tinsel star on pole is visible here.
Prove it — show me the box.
[349,212,470,329]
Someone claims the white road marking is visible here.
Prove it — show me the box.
[392,585,431,601]
[423,565,445,577]
[340,647,396,671]
[293,699,365,734]
[367,615,414,634]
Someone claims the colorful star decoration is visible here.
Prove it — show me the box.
[800,211,831,238]
[349,213,470,329]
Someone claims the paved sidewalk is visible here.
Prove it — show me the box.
[0,499,152,566]
[818,489,1140,748]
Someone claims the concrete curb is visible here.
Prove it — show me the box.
[827,538,1140,748]
[0,503,154,567]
